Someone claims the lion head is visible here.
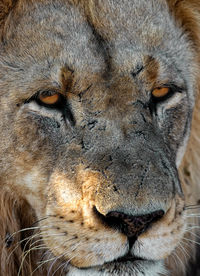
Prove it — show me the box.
[0,0,200,275]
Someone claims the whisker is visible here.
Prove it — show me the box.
[47,255,61,276]
[170,251,179,268]
[15,231,68,275]
[172,251,185,272]
[47,252,71,276]
[185,204,200,209]
[180,239,191,248]
[11,222,92,275]
[185,231,200,239]
[60,261,70,276]
[186,222,199,226]
[30,215,55,228]
[52,262,66,276]
[17,245,48,276]
[185,213,200,218]
[1,225,48,247]
[178,242,191,260]
[31,256,59,276]
[185,207,200,210]
[186,226,200,231]
[6,231,43,263]
[182,237,200,246]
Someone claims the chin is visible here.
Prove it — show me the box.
[66,260,167,276]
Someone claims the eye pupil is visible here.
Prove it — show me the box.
[39,93,60,105]
[152,87,169,98]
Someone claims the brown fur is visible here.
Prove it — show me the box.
[163,1,200,274]
[0,191,64,275]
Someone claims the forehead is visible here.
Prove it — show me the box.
[2,0,193,88]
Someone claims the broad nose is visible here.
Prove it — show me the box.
[94,207,164,245]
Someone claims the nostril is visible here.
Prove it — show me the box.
[106,209,164,238]
[93,206,164,240]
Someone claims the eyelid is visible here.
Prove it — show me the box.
[25,90,64,105]
[154,84,183,93]
[38,92,61,105]
[23,90,76,125]
[151,84,183,99]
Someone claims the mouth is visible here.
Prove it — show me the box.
[112,253,143,264]
[76,255,148,276]
[66,251,161,276]
[74,252,144,272]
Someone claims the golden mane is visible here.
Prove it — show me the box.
[166,2,200,274]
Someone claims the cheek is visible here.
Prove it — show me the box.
[14,111,64,153]
[0,110,56,215]
[47,171,83,211]
[156,98,190,157]
[13,166,49,214]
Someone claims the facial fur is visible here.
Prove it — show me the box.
[0,0,200,275]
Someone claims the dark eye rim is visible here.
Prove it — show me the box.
[151,84,183,103]
[24,90,65,109]
[149,83,184,114]
[151,87,173,104]
[24,90,75,125]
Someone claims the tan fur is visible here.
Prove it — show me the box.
[166,0,200,274]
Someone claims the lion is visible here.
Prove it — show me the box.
[0,0,200,275]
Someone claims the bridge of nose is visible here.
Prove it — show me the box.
[93,149,174,218]
[79,94,177,222]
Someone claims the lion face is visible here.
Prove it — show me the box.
[0,0,198,275]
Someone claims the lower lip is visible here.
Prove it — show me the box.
[98,258,146,272]
[112,255,143,264]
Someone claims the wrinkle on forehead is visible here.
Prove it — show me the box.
[1,0,195,105]
[85,0,194,72]
[2,0,105,79]
[85,0,172,45]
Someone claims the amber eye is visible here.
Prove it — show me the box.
[152,87,170,98]
[38,92,60,105]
